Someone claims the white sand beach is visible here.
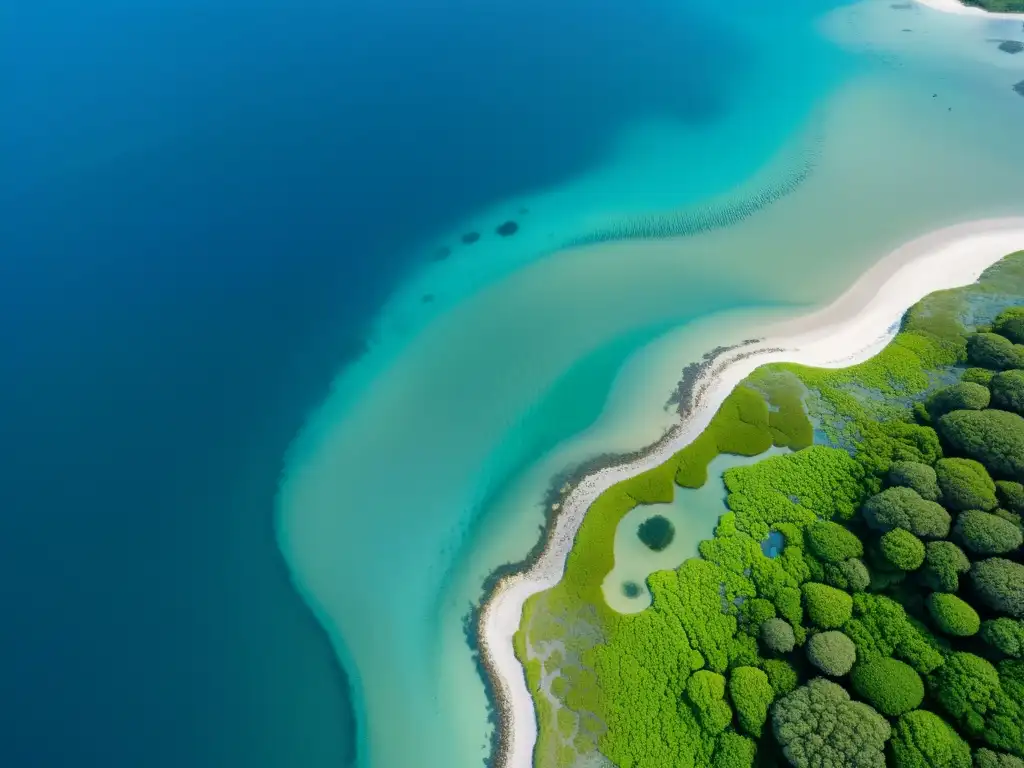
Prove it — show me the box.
[915,0,1023,19]
[478,217,1024,768]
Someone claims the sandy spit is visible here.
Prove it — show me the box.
[478,218,1024,768]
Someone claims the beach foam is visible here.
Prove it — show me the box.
[479,218,1024,768]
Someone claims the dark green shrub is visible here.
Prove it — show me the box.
[993,306,1024,344]
[845,593,944,674]
[991,369,1024,416]
[928,382,990,417]
[994,506,1024,529]
[971,558,1024,618]
[981,618,1024,658]
[802,582,853,629]
[807,631,857,676]
[637,514,674,551]
[954,510,1023,555]
[711,732,755,768]
[920,541,971,592]
[962,367,995,386]
[967,332,1024,370]
[881,528,926,570]
[887,460,941,501]
[889,710,971,768]
[772,679,890,768]
[850,657,923,716]
[996,480,1024,513]
[928,651,1023,754]
[760,618,795,653]
[761,659,798,698]
[927,592,980,636]
[824,557,870,592]
[729,666,773,737]
[938,409,1024,481]
[975,749,1024,768]
[805,521,863,562]
[936,458,998,512]
[862,486,951,539]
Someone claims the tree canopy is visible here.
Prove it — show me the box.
[953,509,1023,555]
[935,457,997,511]
[926,592,980,636]
[975,749,1024,768]
[991,369,1024,416]
[888,710,971,768]
[966,332,1024,370]
[802,582,853,629]
[729,666,773,737]
[807,630,857,676]
[862,486,951,539]
[938,409,1024,482]
[887,460,941,501]
[971,558,1024,618]
[919,541,971,592]
[804,520,863,562]
[881,528,926,571]
[760,618,796,654]
[982,618,1024,659]
[927,381,990,418]
[772,679,890,768]
[993,306,1024,344]
[928,652,1024,755]
[850,657,923,716]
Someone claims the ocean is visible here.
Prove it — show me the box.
[3,1,1023,768]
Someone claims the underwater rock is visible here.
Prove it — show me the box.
[432,245,451,261]
[1015,80,1024,97]
[461,231,480,244]
[421,293,434,303]
[890,2,913,8]
[496,220,519,237]
[518,207,529,215]
[998,40,1024,54]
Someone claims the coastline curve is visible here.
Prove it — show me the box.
[477,217,1024,768]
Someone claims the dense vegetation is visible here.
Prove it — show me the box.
[963,0,1024,12]
[513,254,1024,767]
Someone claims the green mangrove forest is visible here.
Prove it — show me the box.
[514,252,1024,768]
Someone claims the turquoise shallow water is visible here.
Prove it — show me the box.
[278,2,1024,767]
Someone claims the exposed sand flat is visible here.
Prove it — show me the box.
[915,0,1023,19]
[479,218,1024,768]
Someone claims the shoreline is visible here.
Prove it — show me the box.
[915,0,1023,20]
[476,217,1024,768]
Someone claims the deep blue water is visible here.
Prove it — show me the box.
[3,1,761,766]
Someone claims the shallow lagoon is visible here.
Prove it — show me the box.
[603,447,791,614]
[277,2,1024,767]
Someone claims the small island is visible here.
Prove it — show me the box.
[506,243,1024,768]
